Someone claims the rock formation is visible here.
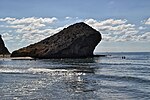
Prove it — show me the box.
[0,35,10,55]
[11,22,102,58]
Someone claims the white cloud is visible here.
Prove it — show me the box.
[102,33,114,41]
[115,34,136,42]
[138,26,146,30]
[6,17,57,25]
[85,19,127,26]
[1,33,13,41]
[84,19,134,36]
[85,18,138,42]
[0,25,5,28]
[6,25,25,29]
[20,26,65,43]
[65,17,72,20]
[0,17,60,44]
[1,17,150,45]
[0,17,16,22]
[137,32,150,41]
[101,19,127,25]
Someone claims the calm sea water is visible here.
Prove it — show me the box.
[0,52,150,100]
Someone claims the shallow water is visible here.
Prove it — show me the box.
[0,52,150,100]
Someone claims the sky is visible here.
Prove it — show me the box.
[0,0,150,53]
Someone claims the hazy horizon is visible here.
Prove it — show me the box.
[0,0,150,52]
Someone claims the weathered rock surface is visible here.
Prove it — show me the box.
[0,35,10,55]
[11,22,102,58]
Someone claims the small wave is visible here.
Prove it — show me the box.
[100,62,150,67]
[0,67,93,75]
[100,63,132,65]
[96,74,150,84]
[128,67,150,71]
[0,67,75,74]
[0,68,27,74]
[28,67,95,74]
[28,68,74,73]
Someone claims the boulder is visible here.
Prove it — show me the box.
[11,22,102,58]
[0,35,10,55]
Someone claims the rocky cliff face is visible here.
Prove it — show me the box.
[0,35,10,55]
[11,22,102,58]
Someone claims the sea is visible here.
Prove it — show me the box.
[0,52,150,100]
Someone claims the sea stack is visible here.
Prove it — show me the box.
[11,22,102,58]
[0,35,10,55]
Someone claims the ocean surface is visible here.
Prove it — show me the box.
[0,52,150,100]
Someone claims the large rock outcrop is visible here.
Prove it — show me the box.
[11,22,102,58]
[0,35,10,55]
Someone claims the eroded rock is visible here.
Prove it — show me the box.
[11,22,102,58]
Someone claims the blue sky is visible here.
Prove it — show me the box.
[0,0,150,52]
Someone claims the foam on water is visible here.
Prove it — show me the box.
[0,68,26,74]
[0,67,75,74]
[0,67,88,77]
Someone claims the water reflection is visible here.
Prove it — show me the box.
[0,57,100,99]
[65,74,96,93]
[49,59,98,99]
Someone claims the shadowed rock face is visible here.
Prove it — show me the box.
[0,35,10,55]
[11,22,102,58]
